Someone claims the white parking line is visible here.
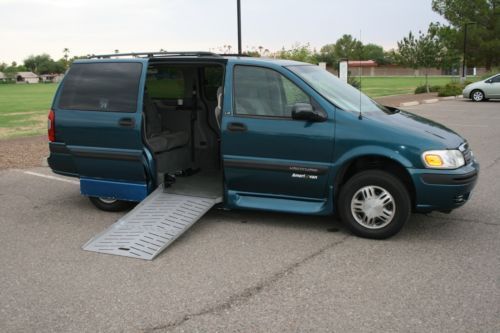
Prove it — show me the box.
[23,171,80,185]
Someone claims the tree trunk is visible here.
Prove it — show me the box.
[425,69,429,93]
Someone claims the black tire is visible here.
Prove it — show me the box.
[470,89,485,102]
[88,196,132,212]
[338,170,411,239]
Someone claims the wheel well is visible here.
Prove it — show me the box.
[335,156,416,208]
[470,89,483,98]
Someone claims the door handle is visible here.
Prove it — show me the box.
[227,122,247,132]
[118,118,135,127]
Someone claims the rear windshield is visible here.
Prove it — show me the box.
[58,62,142,112]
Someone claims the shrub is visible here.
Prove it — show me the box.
[415,84,441,94]
[429,85,441,92]
[348,76,361,89]
[414,85,427,94]
[437,83,463,97]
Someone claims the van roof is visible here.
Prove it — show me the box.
[76,51,308,67]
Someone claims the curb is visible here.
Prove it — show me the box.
[399,101,420,107]
[398,95,463,107]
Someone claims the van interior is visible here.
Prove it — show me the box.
[143,60,225,199]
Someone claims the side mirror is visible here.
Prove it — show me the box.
[291,103,327,122]
[485,79,492,84]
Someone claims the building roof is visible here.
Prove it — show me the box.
[348,60,377,67]
[16,71,39,78]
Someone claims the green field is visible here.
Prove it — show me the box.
[0,76,465,139]
[0,83,58,139]
[360,76,461,98]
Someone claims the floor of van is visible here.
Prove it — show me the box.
[164,170,222,200]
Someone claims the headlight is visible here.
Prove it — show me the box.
[422,150,465,169]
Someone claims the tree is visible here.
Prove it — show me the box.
[0,62,7,71]
[383,49,398,65]
[361,43,386,64]
[431,0,500,69]
[277,43,316,63]
[397,30,445,92]
[317,44,337,67]
[24,54,66,74]
[63,48,70,61]
[333,34,363,60]
[428,22,462,73]
[243,49,260,57]
[62,48,70,69]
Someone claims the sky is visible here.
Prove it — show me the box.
[0,0,447,64]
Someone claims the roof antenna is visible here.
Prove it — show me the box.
[358,29,363,120]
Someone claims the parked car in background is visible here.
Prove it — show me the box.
[463,73,500,102]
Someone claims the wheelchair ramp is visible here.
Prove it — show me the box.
[83,186,221,260]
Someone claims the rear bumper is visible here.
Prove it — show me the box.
[47,142,79,176]
[409,161,479,213]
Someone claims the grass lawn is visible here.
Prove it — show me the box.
[0,83,58,139]
[360,76,462,98]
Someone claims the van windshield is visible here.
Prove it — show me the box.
[287,65,389,113]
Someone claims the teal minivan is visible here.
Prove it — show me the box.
[48,52,479,239]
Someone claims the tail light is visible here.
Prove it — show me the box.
[48,109,55,142]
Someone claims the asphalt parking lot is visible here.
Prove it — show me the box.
[0,100,499,333]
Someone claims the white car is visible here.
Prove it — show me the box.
[462,73,500,102]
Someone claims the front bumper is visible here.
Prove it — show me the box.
[409,161,479,213]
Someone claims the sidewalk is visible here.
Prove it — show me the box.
[375,92,441,107]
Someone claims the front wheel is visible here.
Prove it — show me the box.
[471,89,485,102]
[88,196,132,212]
[338,170,411,239]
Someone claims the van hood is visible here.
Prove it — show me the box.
[363,109,464,149]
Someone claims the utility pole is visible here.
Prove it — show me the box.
[237,0,242,55]
[461,22,475,82]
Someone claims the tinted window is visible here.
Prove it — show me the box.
[146,66,185,99]
[491,75,500,83]
[59,62,142,112]
[234,65,309,117]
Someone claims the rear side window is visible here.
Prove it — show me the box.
[58,62,142,112]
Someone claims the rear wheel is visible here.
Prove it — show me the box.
[89,196,132,212]
[471,89,485,102]
[338,170,411,239]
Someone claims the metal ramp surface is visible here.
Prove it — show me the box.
[83,186,221,260]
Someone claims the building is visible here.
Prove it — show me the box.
[40,74,65,83]
[16,72,39,84]
[347,60,378,76]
